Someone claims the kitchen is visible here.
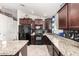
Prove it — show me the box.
[0,3,79,56]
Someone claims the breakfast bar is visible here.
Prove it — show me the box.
[0,40,28,56]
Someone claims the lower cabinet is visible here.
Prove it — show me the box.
[53,44,63,56]
[31,36,36,45]
[46,37,63,56]
[43,35,51,45]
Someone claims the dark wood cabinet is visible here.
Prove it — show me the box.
[31,21,35,31]
[20,18,44,30]
[68,3,79,30]
[35,19,43,25]
[42,35,51,45]
[20,18,32,25]
[45,18,52,32]
[43,36,63,56]
[58,4,68,29]
[31,35,36,44]
[58,3,79,30]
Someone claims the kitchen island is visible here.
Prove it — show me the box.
[0,40,28,56]
[44,33,79,56]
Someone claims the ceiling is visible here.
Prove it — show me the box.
[0,3,62,18]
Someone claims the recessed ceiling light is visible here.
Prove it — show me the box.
[31,11,34,14]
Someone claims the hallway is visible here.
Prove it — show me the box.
[27,45,50,56]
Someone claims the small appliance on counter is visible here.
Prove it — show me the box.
[58,32,65,37]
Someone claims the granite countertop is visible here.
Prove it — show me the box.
[44,33,79,56]
[0,40,28,56]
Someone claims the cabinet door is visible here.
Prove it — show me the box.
[58,4,68,29]
[45,18,52,32]
[20,20,27,25]
[31,21,35,29]
[20,18,32,25]
[28,20,32,24]
[68,3,79,29]
[31,36,36,44]
[45,20,48,29]
[42,36,51,45]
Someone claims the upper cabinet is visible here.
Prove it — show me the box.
[68,3,79,30]
[45,18,52,33]
[58,3,79,30]
[35,19,43,25]
[58,4,68,29]
[20,18,32,25]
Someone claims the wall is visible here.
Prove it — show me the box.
[0,13,17,40]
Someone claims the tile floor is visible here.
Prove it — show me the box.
[27,45,50,56]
